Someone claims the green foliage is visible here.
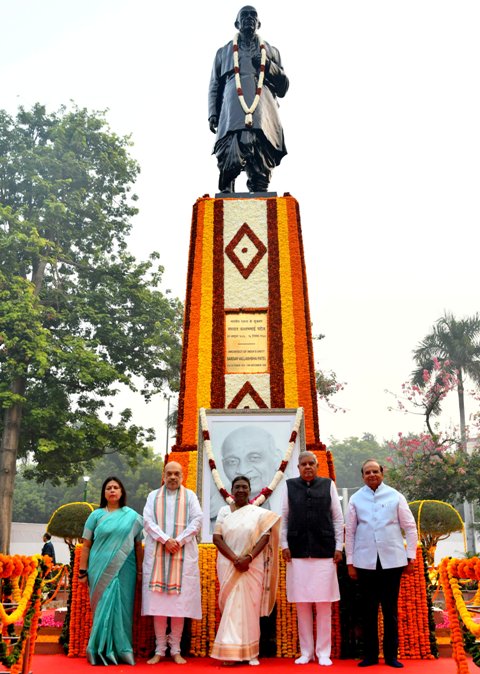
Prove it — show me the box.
[0,103,182,484]
[13,446,164,522]
[412,312,480,441]
[409,500,463,537]
[386,434,480,504]
[47,502,96,541]
[328,434,390,489]
[413,313,480,391]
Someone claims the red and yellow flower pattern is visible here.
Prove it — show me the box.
[173,196,330,476]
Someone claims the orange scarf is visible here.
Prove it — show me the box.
[149,485,188,594]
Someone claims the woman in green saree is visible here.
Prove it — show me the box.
[79,476,143,665]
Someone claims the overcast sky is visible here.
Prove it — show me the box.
[3,0,479,452]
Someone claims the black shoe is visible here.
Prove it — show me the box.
[385,660,404,668]
[358,659,378,667]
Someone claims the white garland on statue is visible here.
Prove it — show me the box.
[233,33,267,127]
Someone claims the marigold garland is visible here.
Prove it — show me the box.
[68,545,93,657]
[395,546,435,659]
[439,556,480,673]
[0,554,51,673]
[0,556,39,625]
[41,563,70,607]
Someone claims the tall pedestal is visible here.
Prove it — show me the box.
[172,194,335,486]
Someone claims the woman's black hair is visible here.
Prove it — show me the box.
[231,475,251,490]
[99,476,127,508]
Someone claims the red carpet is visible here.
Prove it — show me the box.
[30,655,475,673]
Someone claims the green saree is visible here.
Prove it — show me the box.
[83,506,143,665]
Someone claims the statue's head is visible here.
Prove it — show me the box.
[235,6,261,36]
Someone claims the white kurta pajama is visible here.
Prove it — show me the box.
[281,482,344,661]
[142,487,202,655]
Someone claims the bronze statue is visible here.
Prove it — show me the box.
[208,6,289,193]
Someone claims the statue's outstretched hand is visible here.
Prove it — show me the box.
[209,116,218,133]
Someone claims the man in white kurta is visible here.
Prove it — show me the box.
[281,452,344,667]
[142,461,202,664]
[345,459,417,668]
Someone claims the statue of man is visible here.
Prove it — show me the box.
[208,6,289,193]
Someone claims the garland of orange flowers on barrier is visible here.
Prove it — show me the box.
[439,557,480,673]
[438,558,471,674]
[0,555,39,625]
[68,545,93,657]
[40,563,70,606]
[0,554,52,674]
[190,544,218,656]
[199,406,304,506]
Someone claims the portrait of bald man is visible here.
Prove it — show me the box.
[207,422,292,531]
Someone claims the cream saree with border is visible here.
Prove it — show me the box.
[211,504,280,661]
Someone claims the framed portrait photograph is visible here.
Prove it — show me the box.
[197,408,305,542]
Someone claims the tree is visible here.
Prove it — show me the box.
[408,500,464,566]
[0,104,182,552]
[412,312,480,551]
[328,434,390,489]
[316,369,347,415]
[13,447,164,522]
[387,358,459,439]
[386,433,471,502]
[412,312,480,445]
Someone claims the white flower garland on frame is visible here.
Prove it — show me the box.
[233,33,267,128]
[199,407,304,506]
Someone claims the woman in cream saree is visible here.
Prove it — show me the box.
[211,476,280,664]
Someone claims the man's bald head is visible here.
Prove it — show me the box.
[164,461,183,491]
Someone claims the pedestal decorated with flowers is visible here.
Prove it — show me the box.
[67,194,437,660]
[168,193,436,660]
[169,194,335,656]
[172,194,332,475]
